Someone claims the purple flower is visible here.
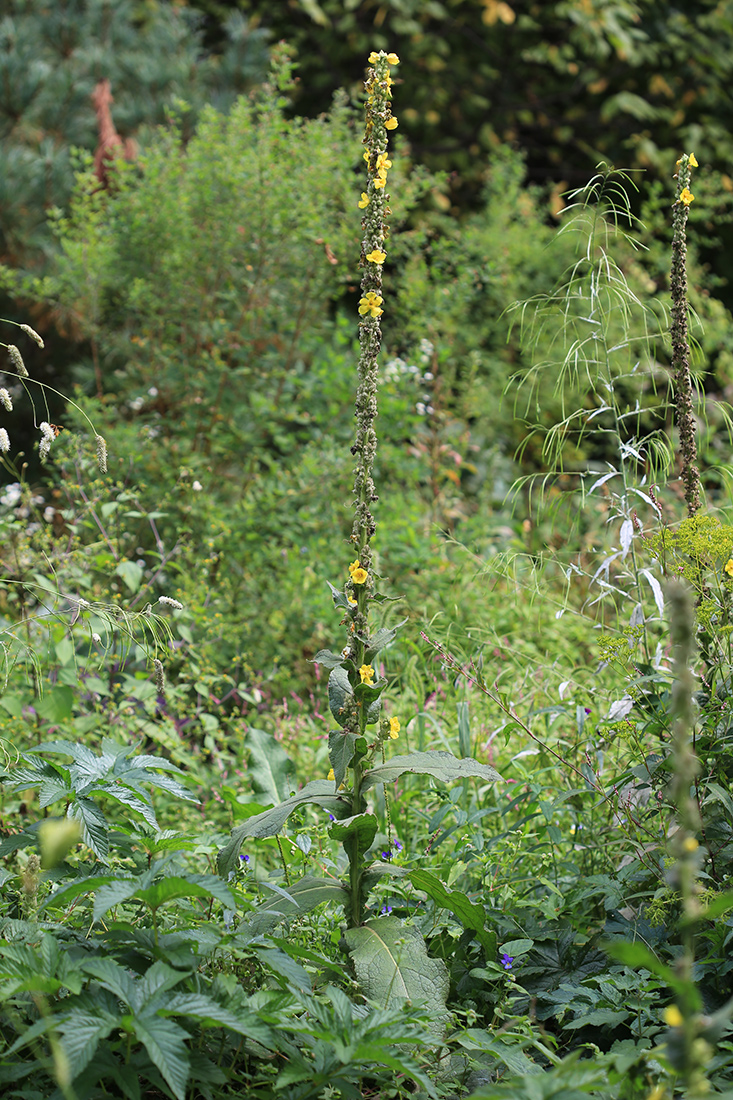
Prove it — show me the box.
[393,840,403,851]
[381,904,393,915]
[240,854,250,864]
[500,953,513,970]
[381,850,391,860]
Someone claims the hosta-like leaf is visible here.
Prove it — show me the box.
[136,874,236,913]
[362,751,501,791]
[217,781,349,876]
[344,916,449,1041]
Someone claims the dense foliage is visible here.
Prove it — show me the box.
[1,10,733,1100]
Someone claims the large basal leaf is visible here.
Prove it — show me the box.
[344,916,449,1041]
[362,751,502,791]
[245,727,297,807]
[217,781,349,877]
[409,869,497,961]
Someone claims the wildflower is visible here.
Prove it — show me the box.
[663,1005,683,1028]
[0,388,12,411]
[385,116,398,129]
[389,716,400,738]
[381,904,393,914]
[724,559,733,576]
[92,633,102,645]
[240,854,250,864]
[500,953,514,970]
[689,152,699,167]
[153,658,165,694]
[381,850,391,860]
[328,768,335,781]
[368,51,380,63]
[95,434,108,474]
[393,839,403,851]
[358,291,383,318]
[373,175,387,190]
[0,428,9,453]
[20,324,44,348]
[347,596,357,606]
[7,345,28,377]
[376,153,392,173]
[351,566,368,584]
[39,421,55,462]
[363,150,371,163]
[366,249,387,264]
[386,53,400,65]
[682,836,699,851]
[349,559,361,575]
[192,480,203,491]
[679,187,694,205]
[358,192,370,208]
[359,664,375,685]
[158,595,184,609]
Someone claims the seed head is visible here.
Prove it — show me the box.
[0,388,12,411]
[95,434,108,474]
[19,324,44,348]
[7,345,28,377]
[153,658,165,694]
[0,428,9,453]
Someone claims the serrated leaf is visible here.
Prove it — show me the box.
[344,916,449,1040]
[133,1013,189,1100]
[82,957,136,1006]
[69,797,109,861]
[137,874,236,913]
[217,781,349,876]
[328,730,359,787]
[57,1003,118,1077]
[409,869,496,960]
[245,727,297,807]
[162,993,275,1046]
[362,751,502,791]
[93,878,139,922]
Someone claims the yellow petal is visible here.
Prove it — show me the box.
[385,117,398,129]
[386,53,400,65]
[689,152,699,167]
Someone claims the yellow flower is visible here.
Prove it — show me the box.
[351,567,368,584]
[359,664,375,685]
[363,150,371,163]
[358,192,370,208]
[682,836,699,851]
[369,51,380,63]
[724,558,733,576]
[349,559,361,575]
[358,292,383,318]
[373,176,387,189]
[385,116,398,129]
[376,153,392,172]
[679,187,695,205]
[328,768,335,781]
[366,249,387,264]
[663,1005,684,1028]
[347,595,357,606]
[386,53,400,65]
[389,717,400,739]
[689,152,699,167]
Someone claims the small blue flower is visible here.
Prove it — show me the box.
[500,953,514,970]
[393,840,403,851]
[328,814,335,821]
[381,850,391,860]
[240,854,250,864]
[381,904,393,915]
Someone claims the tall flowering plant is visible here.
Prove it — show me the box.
[218,56,500,1014]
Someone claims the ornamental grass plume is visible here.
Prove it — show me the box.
[671,153,701,517]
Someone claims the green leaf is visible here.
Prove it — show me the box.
[362,751,502,791]
[35,686,74,723]
[245,727,297,806]
[245,874,349,935]
[328,730,359,787]
[69,797,109,861]
[344,917,449,1041]
[328,665,353,728]
[162,992,275,1047]
[133,1013,189,1100]
[329,813,378,868]
[327,580,350,609]
[409,869,496,960]
[136,874,236,913]
[115,560,144,594]
[312,649,350,669]
[252,945,312,991]
[92,879,139,922]
[217,781,349,876]
[363,619,408,661]
[57,1000,119,1077]
[457,701,471,758]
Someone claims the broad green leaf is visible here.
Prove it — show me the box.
[162,992,275,1046]
[38,873,119,915]
[329,813,378,867]
[362,751,502,791]
[363,619,408,661]
[217,781,349,876]
[57,1001,119,1077]
[252,945,312,991]
[328,665,353,728]
[327,580,350,609]
[328,729,359,787]
[92,879,139,922]
[312,649,350,669]
[245,727,297,806]
[140,960,188,1003]
[136,874,236,913]
[244,874,348,935]
[409,869,496,960]
[564,1007,629,1029]
[344,916,449,1040]
[133,1013,189,1100]
[35,686,74,723]
[115,559,144,593]
[82,957,136,1007]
